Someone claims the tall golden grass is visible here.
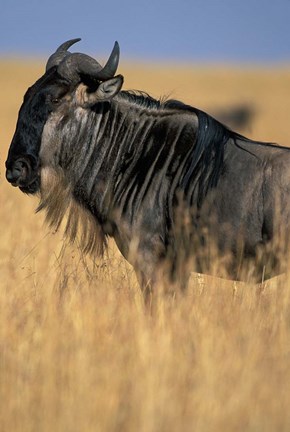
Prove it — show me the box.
[1,59,290,431]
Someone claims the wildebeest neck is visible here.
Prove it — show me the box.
[50,94,200,228]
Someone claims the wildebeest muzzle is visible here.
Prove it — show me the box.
[6,156,40,194]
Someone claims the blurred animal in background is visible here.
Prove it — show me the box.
[212,104,255,133]
[5,39,290,298]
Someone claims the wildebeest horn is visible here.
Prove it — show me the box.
[96,41,120,80]
[57,41,120,83]
[45,38,82,72]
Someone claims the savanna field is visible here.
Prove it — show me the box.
[1,59,290,431]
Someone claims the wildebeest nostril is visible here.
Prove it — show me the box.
[5,169,14,183]
[6,158,31,185]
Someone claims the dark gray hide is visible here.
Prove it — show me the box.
[6,39,290,295]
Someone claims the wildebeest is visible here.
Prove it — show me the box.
[5,39,290,295]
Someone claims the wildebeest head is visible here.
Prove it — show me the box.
[5,39,124,194]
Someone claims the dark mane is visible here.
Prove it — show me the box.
[119,90,162,109]
[164,99,283,149]
[162,100,286,207]
[170,101,232,207]
[117,92,236,208]
[117,92,283,209]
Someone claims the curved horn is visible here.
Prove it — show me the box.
[96,41,120,80]
[46,38,81,72]
[57,41,120,83]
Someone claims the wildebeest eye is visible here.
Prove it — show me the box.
[47,94,62,106]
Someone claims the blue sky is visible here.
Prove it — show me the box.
[0,0,289,63]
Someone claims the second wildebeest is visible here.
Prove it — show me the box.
[212,104,255,132]
[5,39,290,296]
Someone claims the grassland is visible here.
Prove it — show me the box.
[1,59,290,431]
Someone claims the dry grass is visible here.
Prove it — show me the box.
[1,59,290,431]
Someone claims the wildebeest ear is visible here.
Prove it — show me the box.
[80,75,124,107]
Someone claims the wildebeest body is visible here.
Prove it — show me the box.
[5,39,290,292]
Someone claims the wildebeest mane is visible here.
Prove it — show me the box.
[119,90,162,109]
[164,100,231,207]
[169,100,283,208]
[118,92,282,212]
[119,92,232,208]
